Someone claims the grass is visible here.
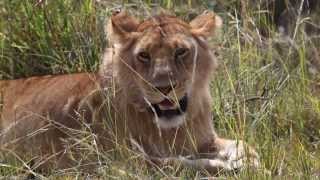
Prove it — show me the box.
[1,0,320,179]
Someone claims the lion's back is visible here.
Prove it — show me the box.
[0,73,98,130]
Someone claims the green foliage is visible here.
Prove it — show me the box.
[0,0,320,179]
[0,0,106,79]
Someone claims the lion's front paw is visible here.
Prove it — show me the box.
[212,138,259,171]
[168,139,259,173]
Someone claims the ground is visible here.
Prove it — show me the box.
[0,0,320,179]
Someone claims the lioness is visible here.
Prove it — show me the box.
[0,11,259,173]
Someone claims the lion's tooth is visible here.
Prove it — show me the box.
[158,104,177,110]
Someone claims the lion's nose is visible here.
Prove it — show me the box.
[155,84,176,95]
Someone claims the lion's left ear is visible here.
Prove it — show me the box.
[106,10,140,46]
[190,11,222,38]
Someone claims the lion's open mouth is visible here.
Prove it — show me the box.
[151,95,188,119]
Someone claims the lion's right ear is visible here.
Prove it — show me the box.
[106,11,140,46]
[190,11,222,39]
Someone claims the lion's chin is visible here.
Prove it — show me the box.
[149,95,188,129]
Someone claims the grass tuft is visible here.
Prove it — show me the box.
[1,0,320,179]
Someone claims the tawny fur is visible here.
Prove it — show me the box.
[0,11,258,172]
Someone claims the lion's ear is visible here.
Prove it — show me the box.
[190,11,222,38]
[106,10,140,46]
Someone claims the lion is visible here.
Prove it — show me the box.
[0,10,259,173]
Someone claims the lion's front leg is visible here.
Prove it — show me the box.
[136,138,259,174]
[156,138,260,173]
[145,138,259,174]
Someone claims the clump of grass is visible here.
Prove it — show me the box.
[0,0,107,79]
[212,1,320,178]
[0,0,320,179]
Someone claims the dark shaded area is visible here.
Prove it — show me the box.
[267,0,320,34]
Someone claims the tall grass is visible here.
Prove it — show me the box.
[0,0,320,179]
[0,0,106,79]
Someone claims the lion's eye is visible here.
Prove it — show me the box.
[175,48,189,59]
[137,51,151,63]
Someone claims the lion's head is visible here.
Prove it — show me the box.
[104,11,222,129]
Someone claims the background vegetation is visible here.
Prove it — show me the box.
[0,0,320,179]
